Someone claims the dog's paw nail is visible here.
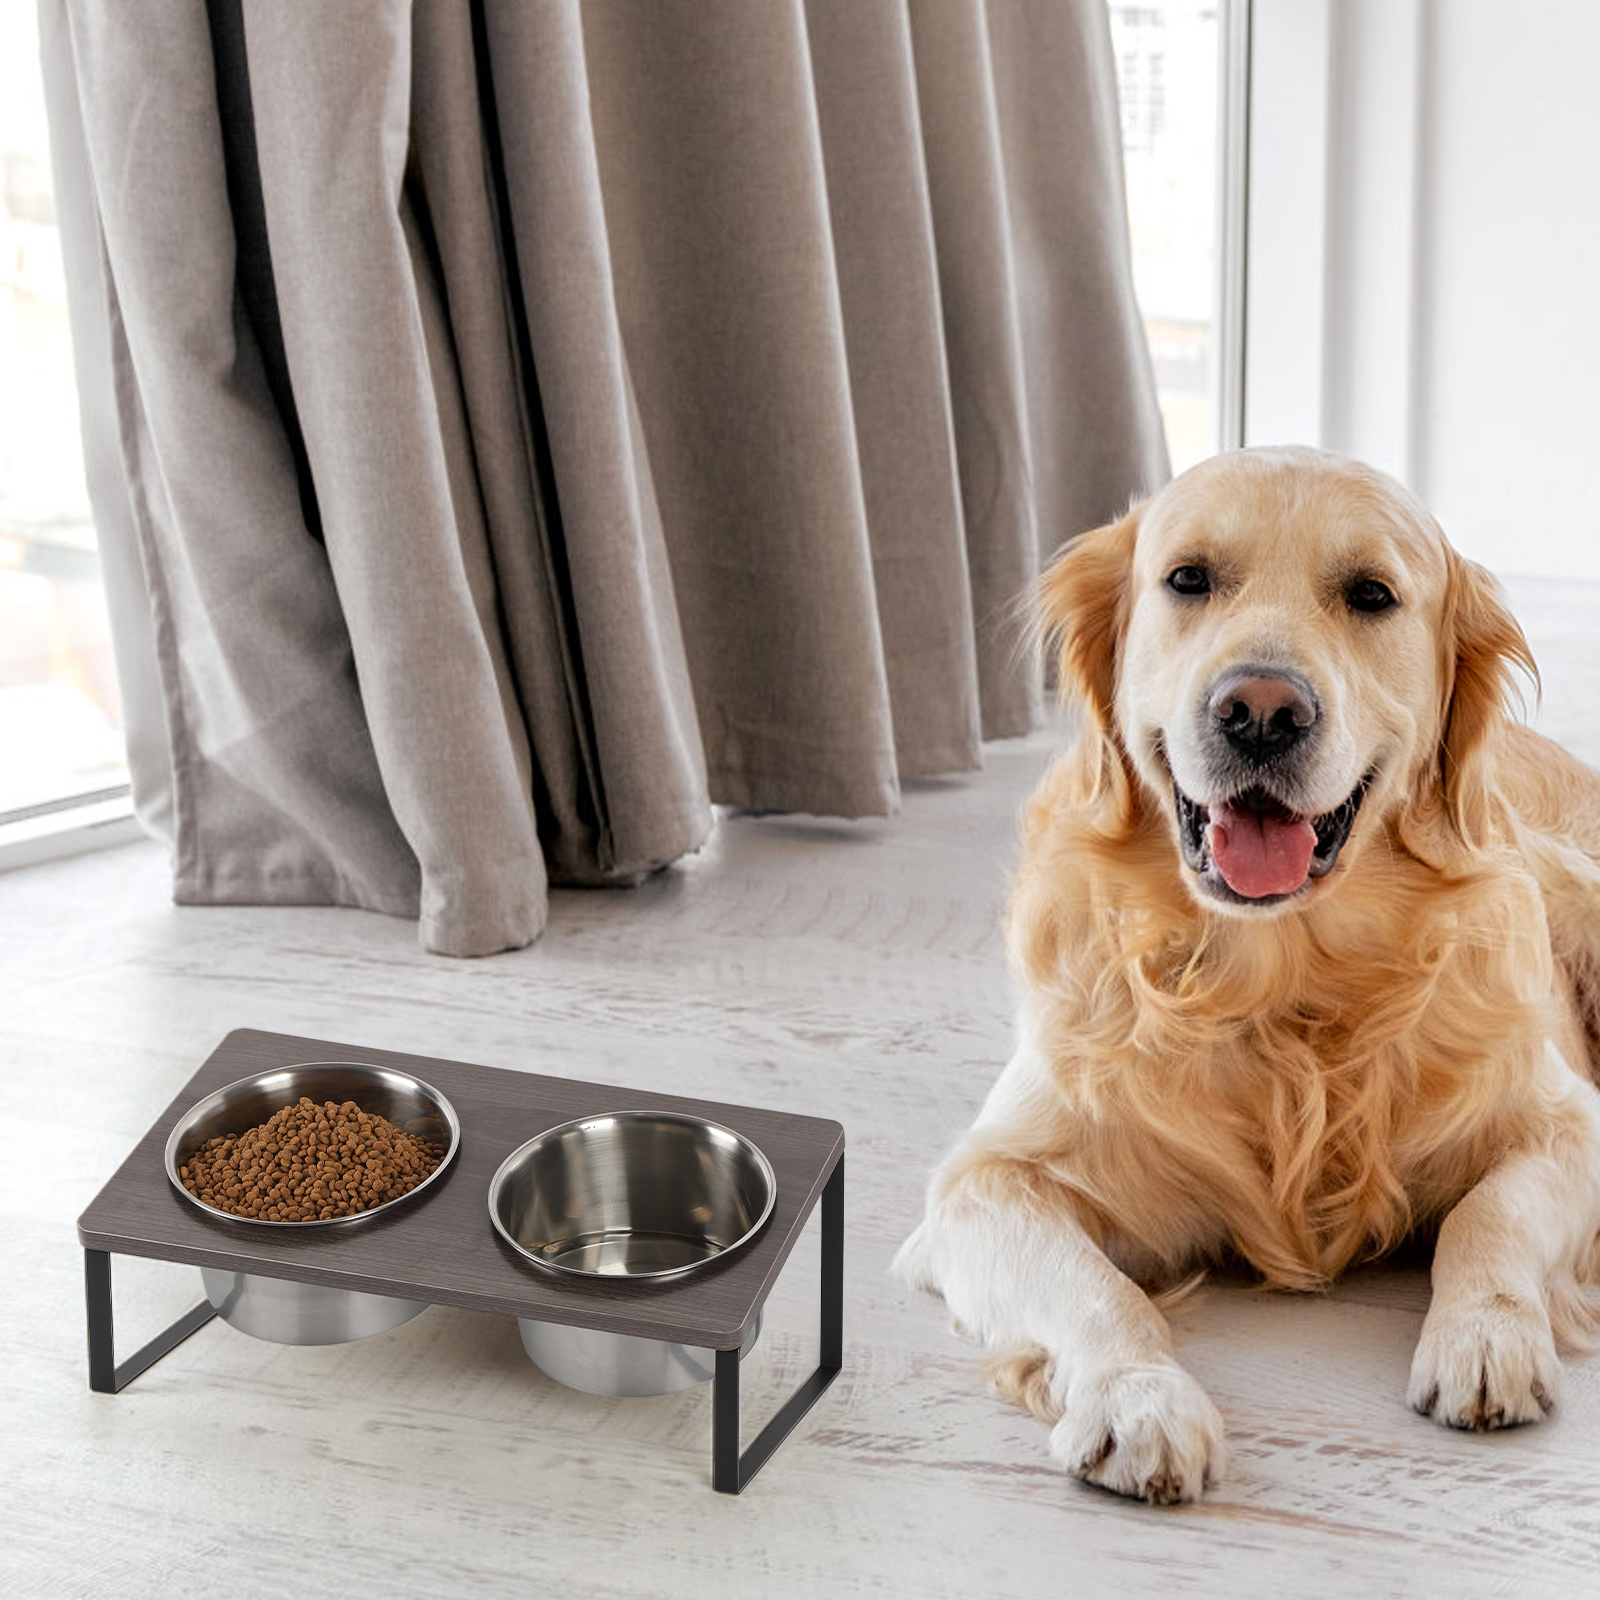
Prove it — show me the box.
[1075,1430,1116,1474]
[1142,1471,1182,1506]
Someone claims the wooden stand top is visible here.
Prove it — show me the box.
[78,1028,844,1348]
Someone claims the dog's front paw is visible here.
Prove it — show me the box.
[1050,1360,1226,1505]
[1408,1292,1561,1430]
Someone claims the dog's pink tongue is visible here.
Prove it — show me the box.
[1206,802,1317,898]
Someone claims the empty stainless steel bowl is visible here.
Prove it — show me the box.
[164,1060,460,1344]
[489,1110,777,1395]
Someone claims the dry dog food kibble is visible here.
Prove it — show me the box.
[179,1097,445,1221]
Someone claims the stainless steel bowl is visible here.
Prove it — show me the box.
[515,1310,764,1397]
[197,1267,430,1345]
[164,1061,460,1344]
[489,1110,777,1395]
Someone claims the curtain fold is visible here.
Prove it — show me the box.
[40,0,1168,956]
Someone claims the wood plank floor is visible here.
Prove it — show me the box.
[4,574,1598,1600]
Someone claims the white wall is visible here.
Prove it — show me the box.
[1245,0,1600,582]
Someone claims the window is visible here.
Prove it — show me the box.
[1109,0,1230,476]
[0,5,128,827]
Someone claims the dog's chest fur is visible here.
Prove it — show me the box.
[1019,821,1557,1289]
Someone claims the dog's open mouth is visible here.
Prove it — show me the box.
[1174,778,1370,904]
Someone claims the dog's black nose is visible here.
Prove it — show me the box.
[1209,668,1318,762]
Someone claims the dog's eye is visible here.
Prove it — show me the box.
[1346,578,1398,613]
[1166,565,1211,597]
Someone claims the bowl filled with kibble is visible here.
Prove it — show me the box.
[164,1061,460,1345]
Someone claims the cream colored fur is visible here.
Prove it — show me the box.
[894,448,1600,1504]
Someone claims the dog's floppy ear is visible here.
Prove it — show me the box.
[1437,549,1537,845]
[1035,507,1140,732]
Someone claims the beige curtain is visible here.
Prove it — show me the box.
[40,0,1167,956]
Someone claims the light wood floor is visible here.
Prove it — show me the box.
[5,575,1598,1600]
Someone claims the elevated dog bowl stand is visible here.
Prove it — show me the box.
[77,1029,845,1495]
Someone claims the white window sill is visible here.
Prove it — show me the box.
[0,789,144,872]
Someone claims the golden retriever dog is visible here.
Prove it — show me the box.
[894,446,1600,1504]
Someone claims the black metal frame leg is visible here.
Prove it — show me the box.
[85,1249,217,1394]
[713,1152,844,1493]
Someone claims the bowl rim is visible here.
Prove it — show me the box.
[163,1060,462,1230]
[487,1108,778,1281]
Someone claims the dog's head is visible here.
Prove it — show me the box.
[1039,447,1535,916]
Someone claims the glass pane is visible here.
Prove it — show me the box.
[0,4,128,819]
[1109,0,1221,475]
